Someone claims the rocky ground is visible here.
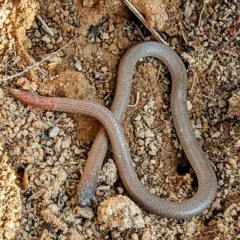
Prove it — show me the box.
[0,0,239,239]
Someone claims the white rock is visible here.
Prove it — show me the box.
[74,60,82,72]
[42,35,51,43]
[101,32,109,39]
[194,130,201,139]
[134,115,141,121]
[99,159,118,186]
[149,150,157,156]
[74,206,94,219]
[211,131,221,138]
[218,99,226,108]
[148,142,157,152]
[235,139,240,148]
[49,126,60,137]
[56,168,67,184]
[98,195,145,231]
[145,129,155,138]
[135,127,145,139]
[144,98,155,112]
[187,100,192,111]
[61,137,71,149]
[142,115,154,127]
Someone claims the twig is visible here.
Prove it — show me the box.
[1,36,82,81]
[207,60,216,75]
[157,67,169,83]
[128,91,140,107]
[37,14,54,36]
[123,0,168,45]
[198,0,206,29]
[190,73,197,93]
[181,29,188,45]
[201,94,216,101]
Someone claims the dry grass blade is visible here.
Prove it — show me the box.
[123,0,168,45]
[1,36,82,81]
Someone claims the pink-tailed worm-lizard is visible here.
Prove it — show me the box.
[11,41,217,219]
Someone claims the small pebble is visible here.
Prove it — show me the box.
[141,230,151,240]
[131,233,139,240]
[102,32,109,40]
[187,100,192,111]
[109,24,115,32]
[227,158,236,166]
[85,228,92,238]
[135,115,141,121]
[42,35,51,43]
[218,99,226,108]
[49,126,60,137]
[0,89,4,99]
[46,43,54,49]
[34,29,41,38]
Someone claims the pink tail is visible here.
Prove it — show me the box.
[10,89,56,110]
